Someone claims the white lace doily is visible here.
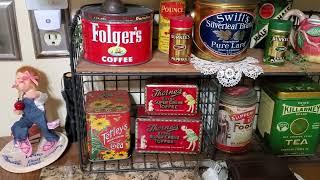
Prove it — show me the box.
[191,55,264,87]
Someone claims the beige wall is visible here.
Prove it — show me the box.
[0,0,318,137]
[0,0,69,136]
[293,0,320,11]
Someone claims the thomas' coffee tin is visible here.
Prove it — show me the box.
[258,81,320,156]
[85,90,131,161]
[216,86,257,153]
[82,1,153,66]
[193,0,257,61]
[135,106,202,154]
[145,83,198,115]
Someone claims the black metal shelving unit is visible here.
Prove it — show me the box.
[70,7,320,173]
[70,9,220,173]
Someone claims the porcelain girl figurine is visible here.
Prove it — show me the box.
[11,66,59,157]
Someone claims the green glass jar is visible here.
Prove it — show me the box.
[263,19,293,66]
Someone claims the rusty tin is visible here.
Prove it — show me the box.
[193,0,257,61]
[81,1,153,66]
[85,90,131,161]
[145,83,198,115]
[135,106,202,154]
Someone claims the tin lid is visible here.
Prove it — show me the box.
[264,81,320,99]
[269,19,293,31]
[85,90,130,113]
[170,16,193,28]
[220,86,257,106]
[82,4,153,22]
[197,0,258,5]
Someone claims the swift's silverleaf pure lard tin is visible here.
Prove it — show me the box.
[193,0,257,61]
[216,86,257,153]
[81,0,153,66]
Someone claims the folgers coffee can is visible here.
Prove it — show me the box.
[81,1,153,66]
[145,83,198,115]
[135,106,202,154]
[216,86,257,153]
[258,80,320,156]
[193,0,257,61]
[85,90,131,161]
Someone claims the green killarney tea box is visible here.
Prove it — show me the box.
[258,81,320,156]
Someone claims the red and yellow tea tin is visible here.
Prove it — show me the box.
[82,2,153,66]
[135,106,202,154]
[145,83,198,115]
[85,90,131,161]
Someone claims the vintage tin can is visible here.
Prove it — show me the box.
[258,81,320,156]
[193,0,257,61]
[85,90,131,161]
[81,2,153,66]
[169,16,193,65]
[263,19,292,66]
[158,0,186,54]
[135,106,202,154]
[216,86,257,153]
[250,0,293,48]
[145,83,198,115]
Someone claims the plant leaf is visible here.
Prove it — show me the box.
[297,31,305,49]
[306,27,320,37]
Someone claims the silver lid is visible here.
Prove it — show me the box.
[220,87,257,107]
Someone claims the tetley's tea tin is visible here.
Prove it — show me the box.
[85,90,131,161]
[193,0,257,61]
[258,81,320,156]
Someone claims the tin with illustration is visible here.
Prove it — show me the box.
[85,90,131,161]
[216,86,257,153]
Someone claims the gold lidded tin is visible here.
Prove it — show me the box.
[193,0,258,61]
[169,16,193,65]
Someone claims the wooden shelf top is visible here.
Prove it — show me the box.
[76,49,320,75]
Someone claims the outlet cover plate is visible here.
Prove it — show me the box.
[29,9,69,58]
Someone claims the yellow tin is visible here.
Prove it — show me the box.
[158,0,185,54]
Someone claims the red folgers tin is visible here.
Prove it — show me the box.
[135,106,202,154]
[81,1,153,66]
[145,83,198,115]
[85,90,131,161]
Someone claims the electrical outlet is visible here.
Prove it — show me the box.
[44,32,62,46]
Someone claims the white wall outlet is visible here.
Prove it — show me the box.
[44,32,62,46]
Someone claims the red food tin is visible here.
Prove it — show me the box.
[81,1,153,66]
[145,83,198,115]
[135,106,202,154]
[85,90,131,161]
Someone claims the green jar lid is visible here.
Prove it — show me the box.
[269,19,293,31]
